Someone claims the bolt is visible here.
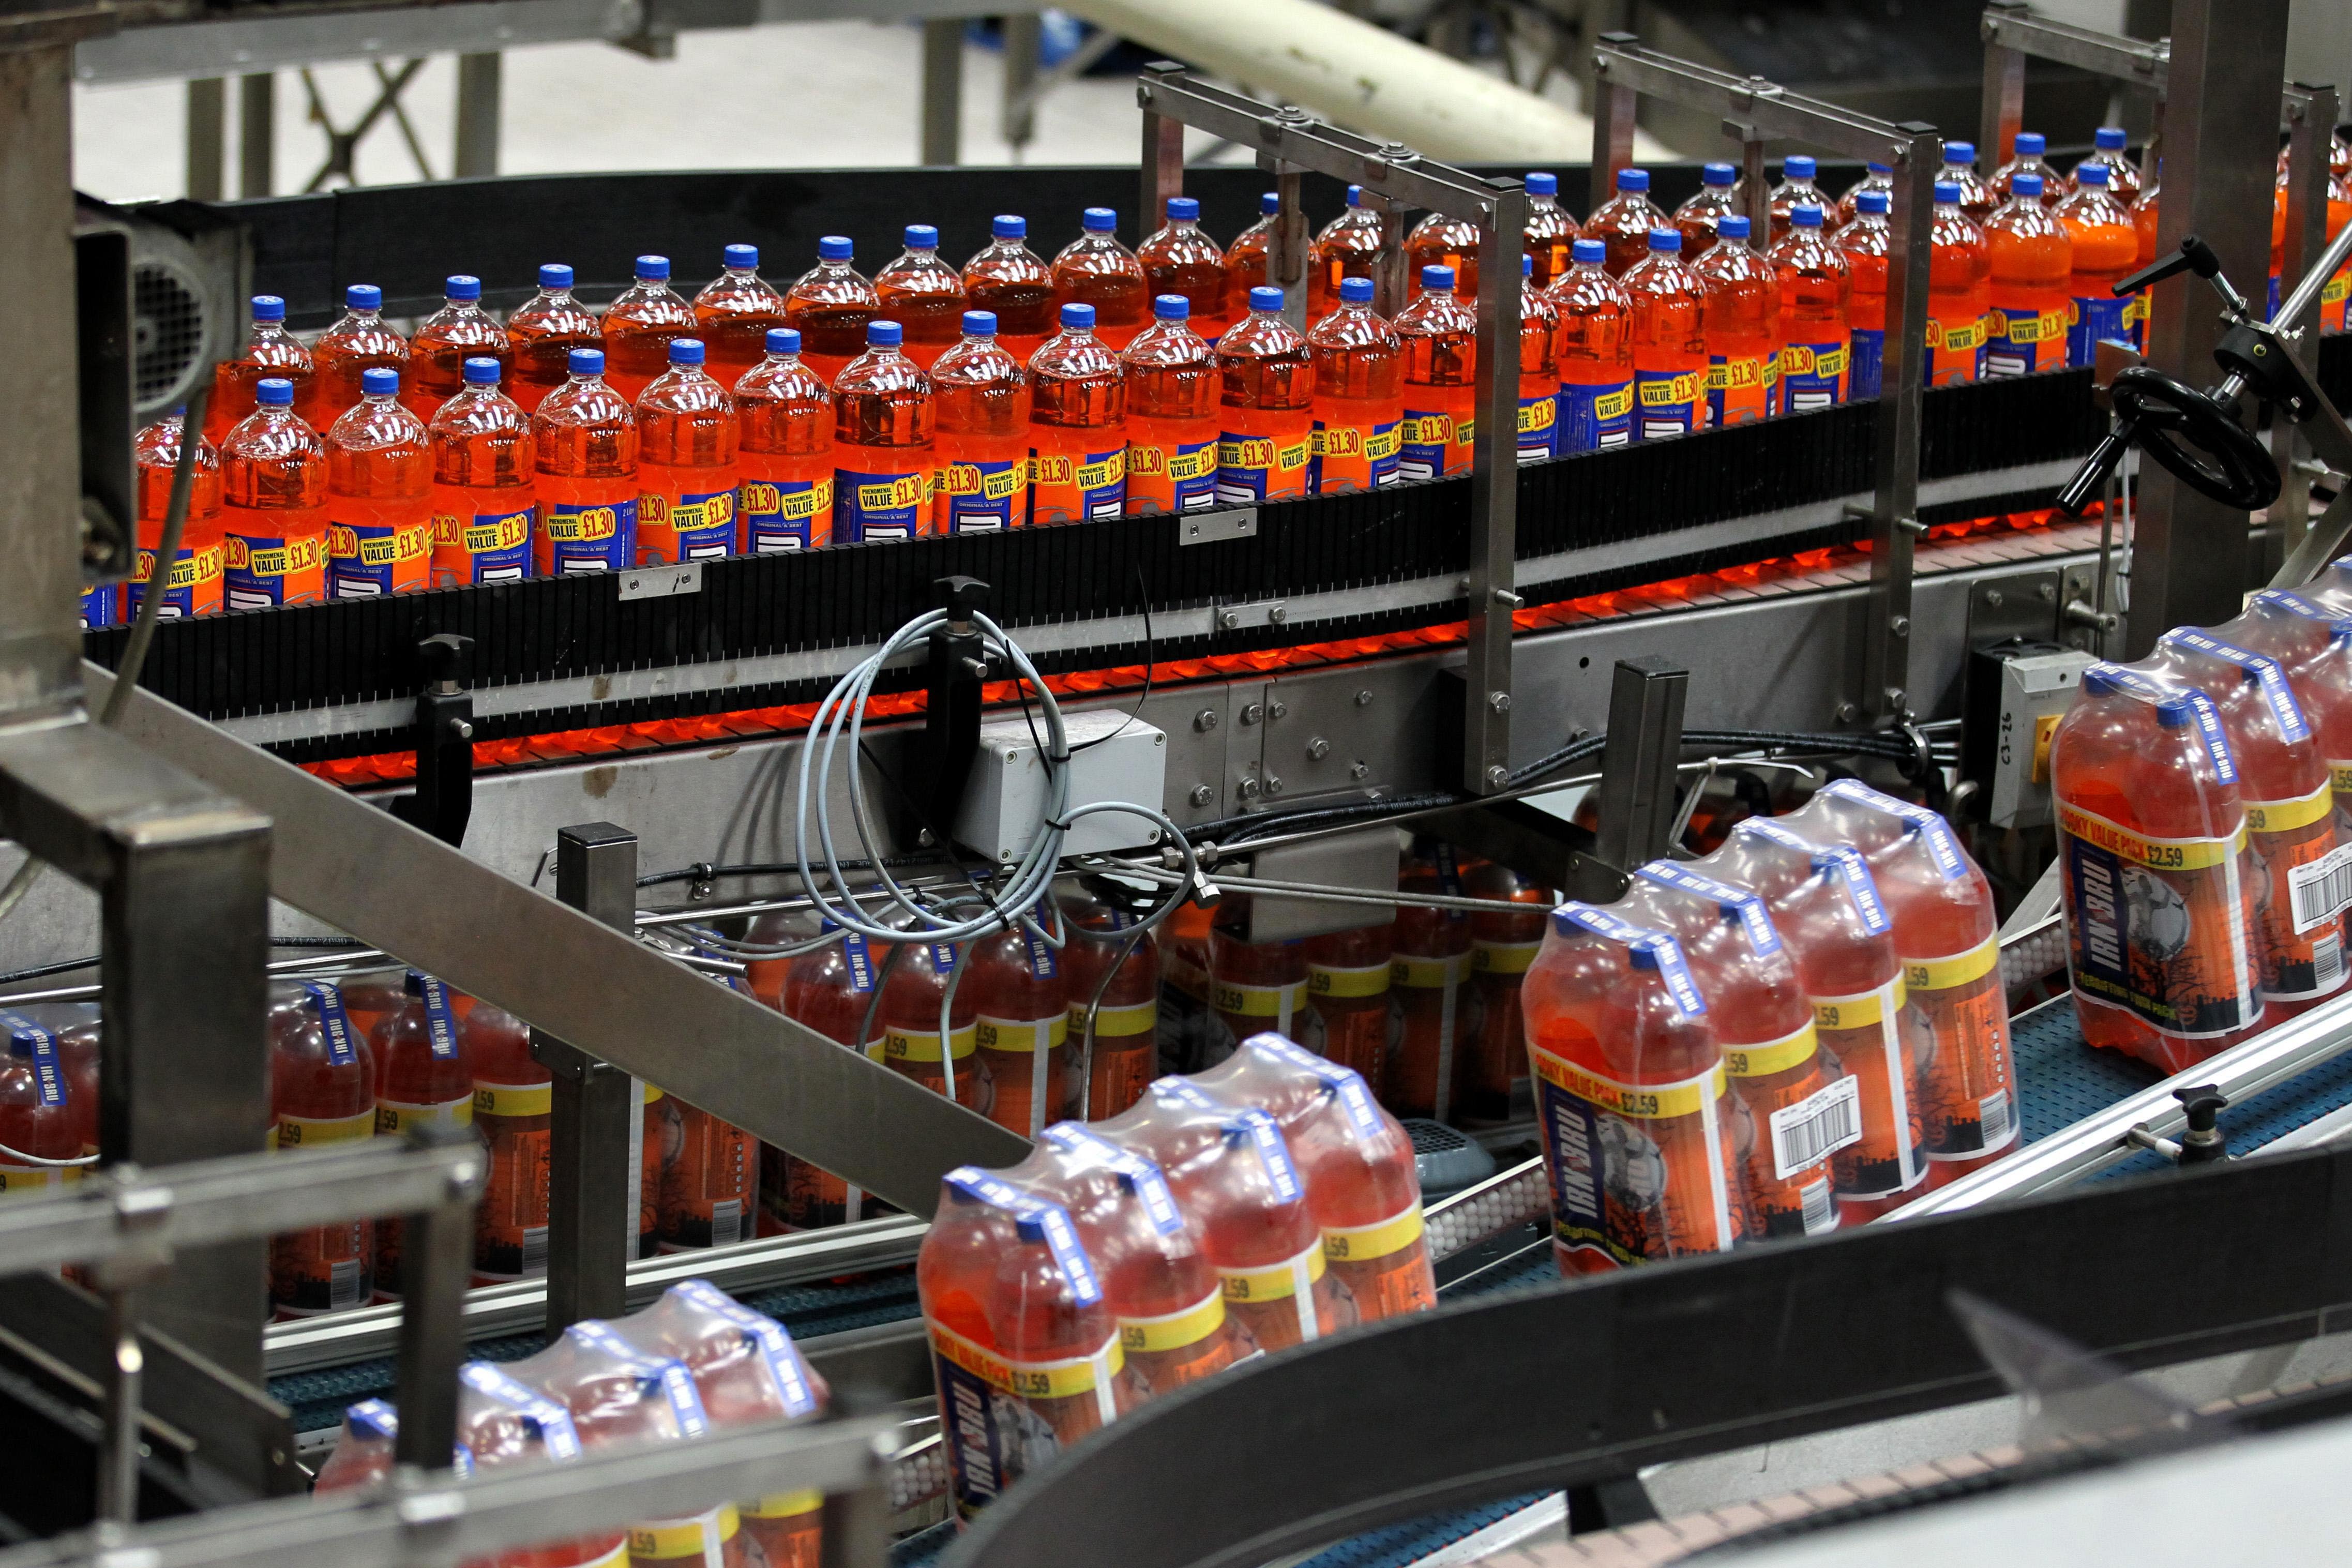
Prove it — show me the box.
[1269,700,1287,719]
[1350,761,1369,780]
[1307,737,1331,760]
[2039,581,2057,602]
[1237,777,1262,800]
[1194,708,1219,732]
[1485,764,1510,788]
[449,717,474,740]
[917,828,936,847]
[1354,688,1374,706]
[1890,615,1910,638]
[1269,605,1288,625]
[1985,588,2004,608]
[1488,690,1512,713]
[1492,587,1524,608]
[1217,608,1241,630]
[1263,775,1285,796]
[1836,701,1860,723]
[1241,702,1263,726]
[1190,784,1215,807]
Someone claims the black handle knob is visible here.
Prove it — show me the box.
[2056,424,2136,516]
[2175,1083,2229,1165]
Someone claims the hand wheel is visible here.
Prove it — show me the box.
[2056,366,2280,516]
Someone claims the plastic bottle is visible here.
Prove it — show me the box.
[1058,889,1161,1121]
[632,338,739,565]
[733,328,835,552]
[2077,125,2143,202]
[692,244,789,390]
[2238,590,2352,836]
[1223,192,1280,304]
[265,984,374,1316]
[1672,160,1741,259]
[1456,860,1551,1123]
[1052,207,1150,351]
[1522,170,1581,285]
[649,1088,757,1251]
[1121,295,1220,514]
[600,255,697,404]
[2054,163,2138,367]
[453,1363,631,1568]
[1767,203,1850,415]
[761,925,885,1230]
[54,1012,99,1160]
[1694,213,1780,429]
[338,970,410,1043]
[324,366,432,598]
[466,998,553,1286]
[831,320,935,541]
[1515,253,1561,461]
[313,284,411,428]
[1299,923,1395,1092]
[1834,162,1893,230]
[130,407,225,619]
[2267,162,2352,327]
[1305,275,1404,495]
[221,376,329,609]
[506,265,604,416]
[1027,302,1126,523]
[1404,207,1480,301]
[1394,263,1477,480]
[1208,903,1307,1062]
[1137,197,1229,341]
[1547,237,1635,454]
[930,311,1032,533]
[785,236,879,386]
[1624,228,1707,442]
[370,973,476,1300]
[876,938,990,1113]
[2130,166,2161,349]
[1983,173,2072,377]
[1767,155,1828,242]
[2051,664,2267,1073]
[875,225,970,372]
[1522,906,1741,1273]
[1215,284,1314,503]
[1154,898,1218,1076]
[1198,1035,1437,1320]
[1312,185,1384,318]
[1991,131,2061,207]
[1386,840,1474,1120]
[407,275,508,423]
[427,358,536,586]
[1942,140,1997,224]
[310,1400,420,1495]
[1925,179,1992,385]
[531,347,640,575]
[208,294,316,442]
[1586,166,1668,278]
[1831,190,1891,401]
[963,215,1059,366]
[967,923,1069,1137]
[0,1010,80,1199]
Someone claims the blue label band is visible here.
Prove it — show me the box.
[414,974,461,1059]
[943,1167,1106,1304]
[304,982,360,1066]
[1635,861,1784,956]
[1039,1122,1185,1235]
[1820,780,1969,881]
[2162,628,2313,744]
[1556,379,1634,454]
[0,1011,66,1108]
[1738,820,1894,934]
[542,498,636,572]
[1242,1033,1384,1139]
[1553,903,1708,1017]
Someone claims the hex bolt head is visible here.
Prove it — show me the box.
[1241,702,1263,726]
[1354,688,1374,706]
[1268,605,1287,625]
[1890,615,1910,638]
[1307,736,1331,760]
[1836,701,1860,723]
[1264,775,1285,796]
[1484,764,1510,788]
[1194,708,1219,732]
[1237,777,1262,800]
[1350,761,1369,780]
[1985,588,2004,608]
[1190,784,1215,807]
[1269,700,1288,720]
[1488,690,1512,713]
[2039,581,2057,602]
[1218,608,1242,629]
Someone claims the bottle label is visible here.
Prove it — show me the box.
[1211,977,1302,1033]
[1722,1019,1820,1080]
[1530,1047,1739,1268]
[1925,312,1988,385]
[79,583,116,629]
[541,499,636,572]
[1308,419,1400,491]
[1985,305,2069,376]
[975,1013,1068,1053]
[473,1078,553,1281]
[1556,380,1633,453]
[641,486,739,562]
[127,541,227,620]
[223,529,326,609]
[1471,938,1541,976]
[327,516,430,598]
[2124,290,2151,349]
[434,503,532,583]
[1809,977,1926,1199]
[1904,934,2020,1160]
[744,1492,822,1521]
[654,1104,756,1251]
[1515,393,1557,462]
[1029,447,1126,521]
[929,1318,1122,1521]
[1070,996,1155,1038]
[1847,328,1884,400]
[274,1108,374,1151]
[2067,293,2133,367]
[835,468,930,541]
[375,1093,474,1137]
[1114,1287,1233,1395]
[1719,1019,1840,1238]
[1633,369,1699,441]
[1397,409,1465,481]
[1219,1236,1330,1354]
[869,1023,978,1063]
[627,1506,739,1563]
[269,1214,371,1315]
[1777,340,1848,414]
[742,477,831,551]
[1216,431,1311,503]
[473,1079,553,1119]
[1308,961,1391,1000]
[2059,799,2260,1039]
[940,459,1027,531]
[1125,435,1218,512]
[1390,951,1472,989]
[1321,1202,1437,1322]
[1705,352,1776,428]
[2243,780,2352,1002]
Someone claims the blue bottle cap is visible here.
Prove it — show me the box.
[1867,161,1891,174]
[1260,192,1279,214]
[1525,171,1557,196]
[1338,276,1374,304]
[1167,195,1199,221]
[2015,131,2046,157]
[361,366,399,397]
[766,327,801,355]
[1082,207,1117,233]
[2013,172,2044,198]
[1648,227,1680,252]
[1346,184,1364,206]
[1858,189,1890,214]
[1572,238,1606,265]
[2097,126,2127,150]
[962,310,998,336]
[1791,202,1824,227]
[1783,155,1816,179]
[1249,285,1284,311]
[1616,167,1649,192]
[867,319,903,347]
[538,263,574,290]
[1719,214,1751,239]
[1420,264,1455,291]
[1060,301,1096,330]
[1935,178,1964,204]
[992,214,1026,239]
[256,378,294,406]
[635,254,670,280]
[346,283,382,311]
[1701,161,1736,186]
[568,347,605,376]
[446,274,481,301]
[2075,163,2108,188]
[818,235,853,261]
[252,294,286,323]
[725,243,759,269]
[1153,294,1189,320]
[1521,252,1532,275]
[905,224,939,248]
[462,357,501,385]
[669,337,705,365]
[1943,140,1976,164]
[170,404,186,417]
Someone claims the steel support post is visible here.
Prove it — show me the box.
[390,1146,473,1474]
[1978,2,2028,170]
[238,72,274,197]
[1366,184,1408,318]
[454,53,501,179]
[185,77,225,200]
[2127,0,2291,654]
[1592,657,1688,876]
[919,19,961,167]
[2271,83,2336,564]
[1139,62,1186,249]
[1000,12,1041,154]
[1736,126,1768,241]
[1267,155,1310,332]
[1591,34,1637,194]
[1866,125,1940,721]
[1464,185,1526,795]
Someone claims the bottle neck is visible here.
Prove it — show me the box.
[726,267,760,283]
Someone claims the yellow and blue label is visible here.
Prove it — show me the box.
[1705,352,1776,428]
[1398,408,1465,480]
[1847,328,1883,399]
[79,582,116,629]
[1030,447,1127,521]
[2066,294,2133,368]
[1985,305,2069,377]
[435,503,532,583]
[1778,340,1848,415]
[1308,418,1400,490]
[541,499,635,572]
[1557,379,1633,453]
[327,517,429,598]
[127,540,227,619]
[837,466,929,541]
[940,458,1027,532]
[224,529,326,608]
[1129,435,1219,510]
[1634,369,1699,441]
[663,486,738,561]
[1215,431,1311,504]
[742,477,830,551]
[1516,392,1558,462]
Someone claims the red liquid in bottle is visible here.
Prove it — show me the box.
[1052,208,1150,351]
[930,311,1031,533]
[1673,162,1741,259]
[1057,887,1161,1121]
[1927,180,1993,384]
[407,275,509,423]
[1137,197,1229,341]
[2058,164,2140,365]
[1387,840,1473,1119]
[313,284,411,428]
[130,408,225,618]
[466,999,553,1286]
[506,265,602,416]
[601,255,697,404]
[1395,264,1476,480]
[324,368,432,598]
[692,244,788,390]
[1516,253,1560,461]
[733,329,835,552]
[1223,192,1278,304]
[1215,285,1314,504]
[1522,171,1581,285]
[1694,213,1780,428]
[2239,590,2352,836]
[1587,167,1669,277]
[1983,175,2072,376]
[1767,203,1850,414]
[874,224,969,371]
[1307,275,1404,494]
[1028,303,1127,523]
[220,378,328,608]
[961,216,1057,365]
[208,294,316,441]
[634,338,739,565]
[1624,228,1707,442]
[428,358,536,586]
[1311,186,1383,318]
[831,320,934,542]
[1155,898,1219,1075]
[761,925,886,1230]
[966,924,1069,1136]
[531,349,640,575]
[652,1090,757,1252]
[1208,902,1307,1062]
[1456,860,1550,1122]
[1122,296,1219,515]
[1404,209,1480,300]
[1300,923,1395,1094]
[787,236,879,386]
[876,939,989,1113]
[1548,239,1635,454]
[371,973,477,1299]
[1836,191,1891,398]
[0,1013,81,1207]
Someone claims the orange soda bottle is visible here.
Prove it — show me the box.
[2058,163,2138,366]
[406,275,507,423]
[268,984,375,1316]
[1927,179,1992,383]
[1215,284,1314,503]
[931,310,1032,533]
[1548,237,1634,453]
[877,939,989,1113]
[733,328,834,551]
[1311,186,1383,318]
[1983,173,2072,376]
[1769,203,1850,414]
[1155,897,1218,1075]
[600,255,696,404]
[427,357,535,585]
[651,1087,757,1251]
[130,406,225,618]
[1052,207,1150,350]
[1395,263,1477,479]
[634,338,739,564]
[1672,161,1740,258]
[760,925,883,1230]
[1694,212,1780,428]
[1028,302,1127,522]
[1523,171,1580,285]
[505,264,602,416]
[1516,253,1560,460]
[313,284,410,428]
[465,999,553,1286]
[1624,229,1707,441]
[1457,860,1551,1121]
[966,924,1069,1137]
[1122,295,1220,514]
[1224,192,1279,303]
[1834,161,1892,229]
[1299,923,1394,1091]
[0,1010,80,1202]
[2267,161,2352,327]
[1306,275,1404,493]
[786,236,878,385]
[324,366,432,598]
[1137,196,1228,340]
[1767,155,1827,242]
[1942,140,1997,223]
[1387,840,1473,1119]
[962,215,1058,365]
[1208,903,1308,1059]
[2080,126,2143,201]
[532,348,639,574]
[1836,190,1891,398]
[1057,889,1160,1121]
[207,294,315,442]
[370,974,476,1299]
[691,244,788,390]
[1587,167,1666,277]
[875,224,969,371]
[2238,589,2352,827]
[221,377,328,608]
[1991,131,2061,206]
[1405,206,1480,300]
[831,320,934,541]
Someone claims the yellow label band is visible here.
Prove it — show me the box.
[744,1490,823,1520]
[2056,802,2247,871]
[870,1024,978,1063]
[1722,1021,1820,1079]
[274,1110,376,1150]
[2330,761,2352,798]
[473,1080,554,1119]
[929,1320,1122,1398]
[627,1507,739,1559]
[1391,953,1470,989]
[1472,940,1540,976]
[975,1014,1068,1053]
[0,1167,81,1192]
[1221,1242,1327,1303]
[2245,779,2335,835]
[1906,934,1999,994]
[1533,1048,1724,1120]
[1813,977,1909,1033]
[1309,963,1391,999]
[1069,998,1156,1038]
[1119,1289,1226,1354]
[375,1096,475,1136]
[1213,981,1300,1018]
[1322,1203,1424,1264]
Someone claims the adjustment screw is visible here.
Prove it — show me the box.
[2039,581,2056,602]
[1269,605,1288,625]
[1190,784,1215,807]
[1307,737,1331,760]
[1488,690,1512,713]
[1354,688,1374,706]
[1836,701,1860,723]
[1194,708,1219,732]
[1890,615,1910,638]
[1984,587,2003,607]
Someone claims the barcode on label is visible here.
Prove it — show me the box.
[1798,1176,1836,1236]
[2316,931,2346,992]
[1979,1087,2015,1151]
[2290,842,2352,932]
[520,1226,549,1276]
[1770,1076,1863,1180]
[330,1257,367,1310]
[711,1199,743,1249]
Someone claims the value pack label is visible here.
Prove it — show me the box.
[742,477,830,551]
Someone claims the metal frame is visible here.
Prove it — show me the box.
[1135,63,1528,796]
[1590,34,1939,725]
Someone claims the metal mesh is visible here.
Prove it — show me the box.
[131,257,207,410]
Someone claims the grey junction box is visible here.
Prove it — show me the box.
[952,708,1170,862]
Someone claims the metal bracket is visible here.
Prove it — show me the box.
[1179,506,1258,546]
[1214,599,1290,631]
[1593,656,1688,876]
[388,632,475,850]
